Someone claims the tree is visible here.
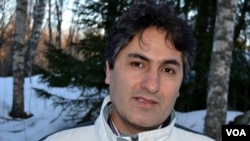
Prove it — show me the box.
[229,0,250,111]
[38,0,133,122]
[48,0,52,43]
[169,0,218,112]
[0,0,15,76]
[9,0,47,118]
[55,0,63,48]
[172,0,250,114]
[9,0,29,118]
[204,0,237,140]
[191,0,217,111]
[26,0,47,76]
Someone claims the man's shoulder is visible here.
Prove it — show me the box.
[173,124,215,141]
[68,120,95,129]
[38,121,95,141]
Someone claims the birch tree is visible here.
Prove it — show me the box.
[26,0,47,76]
[10,0,47,118]
[204,0,237,140]
[9,0,29,118]
[48,0,52,43]
[55,0,62,48]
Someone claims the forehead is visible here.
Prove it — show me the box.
[116,27,183,65]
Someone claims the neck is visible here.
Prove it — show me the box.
[108,107,164,135]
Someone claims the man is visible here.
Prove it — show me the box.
[40,1,215,141]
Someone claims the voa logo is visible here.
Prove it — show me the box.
[226,129,246,136]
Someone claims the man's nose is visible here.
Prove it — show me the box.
[140,70,160,94]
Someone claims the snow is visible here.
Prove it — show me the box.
[0,75,243,141]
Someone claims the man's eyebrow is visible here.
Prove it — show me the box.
[162,60,181,68]
[127,53,149,62]
[127,53,181,68]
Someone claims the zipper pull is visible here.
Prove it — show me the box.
[131,136,138,141]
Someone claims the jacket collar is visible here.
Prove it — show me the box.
[95,95,176,141]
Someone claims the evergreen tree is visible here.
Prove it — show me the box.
[38,0,132,123]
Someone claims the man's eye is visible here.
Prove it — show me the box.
[131,62,143,68]
[163,68,175,74]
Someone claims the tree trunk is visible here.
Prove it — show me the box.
[66,0,80,54]
[192,0,216,111]
[204,0,237,140]
[55,0,62,48]
[26,0,47,76]
[9,0,29,118]
[48,0,52,43]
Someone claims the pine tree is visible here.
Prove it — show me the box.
[38,0,132,122]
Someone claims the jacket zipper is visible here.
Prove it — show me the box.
[131,136,138,141]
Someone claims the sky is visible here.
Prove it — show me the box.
[0,75,244,141]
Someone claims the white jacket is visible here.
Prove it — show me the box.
[41,96,215,141]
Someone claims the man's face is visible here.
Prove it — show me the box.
[105,26,184,134]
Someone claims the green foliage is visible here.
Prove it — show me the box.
[34,87,53,99]
[40,36,106,90]
[74,32,107,90]
[40,43,82,87]
[76,0,132,32]
[37,0,133,123]
[34,87,105,122]
[38,32,108,122]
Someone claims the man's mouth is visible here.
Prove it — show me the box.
[135,97,157,103]
[133,97,158,108]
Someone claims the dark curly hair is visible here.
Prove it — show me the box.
[105,0,196,75]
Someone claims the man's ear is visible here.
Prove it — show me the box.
[105,61,111,84]
[177,92,180,98]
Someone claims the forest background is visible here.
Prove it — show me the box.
[0,0,249,140]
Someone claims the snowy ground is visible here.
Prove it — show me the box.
[0,75,243,141]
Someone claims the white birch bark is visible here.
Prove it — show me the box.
[26,0,47,76]
[10,0,28,118]
[205,0,237,140]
